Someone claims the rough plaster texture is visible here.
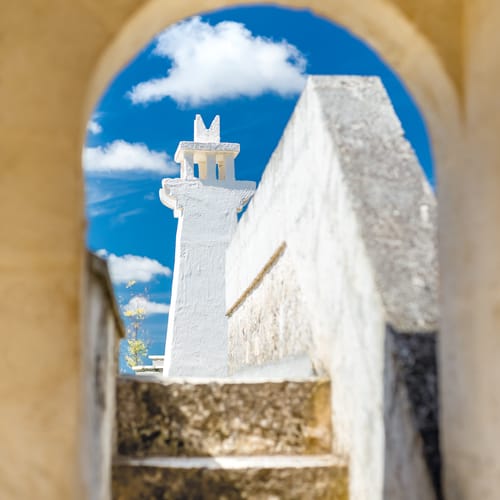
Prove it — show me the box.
[83,254,124,500]
[226,76,439,500]
[116,376,332,457]
[228,248,314,373]
[161,116,255,377]
[113,455,348,500]
[3,2,500,499]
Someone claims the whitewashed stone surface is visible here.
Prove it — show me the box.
[161,115,255,377]
[226,76,439,500]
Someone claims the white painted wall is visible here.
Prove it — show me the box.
[227,246,315,373]
[161,116,255,377]
[226,77,438,500]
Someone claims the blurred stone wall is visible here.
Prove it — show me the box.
[82,253,124,500]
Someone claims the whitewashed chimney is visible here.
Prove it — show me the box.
[160,115,255,377]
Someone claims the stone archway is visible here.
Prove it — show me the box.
[5,1,500,499]
[84,5,463,499]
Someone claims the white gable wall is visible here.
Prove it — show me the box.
[226,76,438,500]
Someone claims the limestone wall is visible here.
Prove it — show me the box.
[226,76,439,500]
[227,245,314,373]
[82,254,124,500]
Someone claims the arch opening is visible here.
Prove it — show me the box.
[80,3,458,500]
[83,5,441,373]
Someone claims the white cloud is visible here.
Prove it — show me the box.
[129,16,307,106]
[98,250,172,283]
[83,140,178,175]
[112,208,143,224]
[87,119,102,135]
[124,296,170,315]
[85,178,157,219]
[85,185,119,217]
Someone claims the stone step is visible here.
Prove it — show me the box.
[112,454,348,499]
[116,376,332,458]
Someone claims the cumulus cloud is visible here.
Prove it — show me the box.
[87,119,102,135]
[124,296,170,315]
[83,140,178,175]
[97,250,172,283]
[128,16,307,106]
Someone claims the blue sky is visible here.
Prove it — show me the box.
[84,6,433,372]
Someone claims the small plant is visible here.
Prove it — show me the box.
[122,280,150,369]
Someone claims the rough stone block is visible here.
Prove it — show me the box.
[116,376,332,458]
[112,455,348,500]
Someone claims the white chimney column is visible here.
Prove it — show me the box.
[159,115,256,377]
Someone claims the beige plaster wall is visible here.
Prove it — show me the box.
[438,1,500,498]
[1,1,499,499]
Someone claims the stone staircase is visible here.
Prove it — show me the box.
[112,376,348,499]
